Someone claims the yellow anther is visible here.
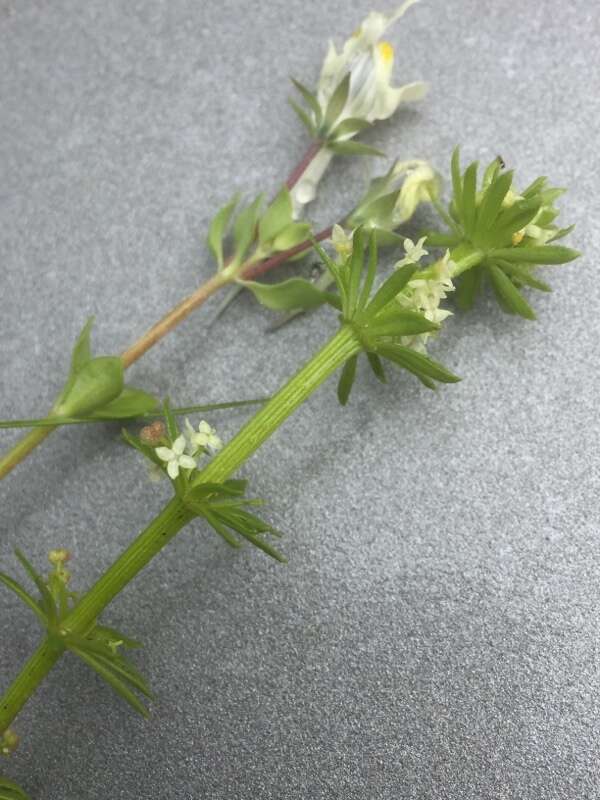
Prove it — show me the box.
[512,230,525,245]
[378,41,394,63]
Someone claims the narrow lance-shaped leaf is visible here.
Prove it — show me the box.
[70,646,151,718]
[259,187,293,245]
[14,549,57,626]
[207,194,239,270]
[337,355,358,406]
[323,73,350,130]
[450,147,463,212]
[289,99,316,136]
[70,317,94,375]
[461,161,478,235]
[241,277,341,312]
[491,245,580,265]
[328,141,385,158]
[0,572,47,626]
[488,264,536,320]
[364,265,417,318]
[478,170,514,230]
[377,344,461,384]
[367,352,386,383]
[455,265,483,311]
[291,77,322,123]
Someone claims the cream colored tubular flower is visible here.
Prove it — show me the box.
[346,159,440,243]
[316,1,427,129]
[155,435,197,479]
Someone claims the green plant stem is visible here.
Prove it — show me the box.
[0,425,56,480]
[0,397,270,430]
[0,325,361,733]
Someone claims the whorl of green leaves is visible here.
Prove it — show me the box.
[123,401,285,563]
[0,551,153,718]
[0,777,30,800]
[314,229,460,402]
[289,75,384,157]
[427,148,579,318]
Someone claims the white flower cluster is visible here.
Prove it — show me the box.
[155,420,222,480]
[395,239,455,352]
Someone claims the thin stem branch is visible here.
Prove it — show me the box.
[0,398,270,430]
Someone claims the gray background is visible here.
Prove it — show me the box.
[1,1,598,798]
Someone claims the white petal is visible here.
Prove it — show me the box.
[167,460,179,479]
[184,418,195,437]
[178,455,197,470]
[155,447,174,462]
[198,420,211,434]
[172,435,186,455]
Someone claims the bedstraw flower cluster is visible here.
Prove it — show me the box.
[154,420,222,480]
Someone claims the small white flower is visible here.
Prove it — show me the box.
[155,435,197,480]
[397,236,428,266]
[185,419,223,454]
[330,224,354,259]
[396,250,455,351]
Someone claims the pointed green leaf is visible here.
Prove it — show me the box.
[328,140,385,158]
[455,265,483,310]
[462,161,478,234]
[288,99,316,135]
[367,310,439,339]
[498,262,552,292]
[347,227,365,317]
[477,170,514,230]
[488,263,536,319]
[521,176,547,197]
[0,573,47,626]
[71,646,151,717]
[323,73,350,130]
[337,355,358,406]
[329,117,372,140]
[272,222,312,251]
[14,549,57,625]
[259,187,294,245]
[450,147,462,212]
[90,386,158,419]
[207,194,239,270]
[241,277,341,312]
[56,356,124,418]
[291,77,322,121]
[162,398,179,442]
[358,232,378,312]
[491,245,580,265]
[365,265,417,317]
[494,198,542,239]
[367,352,386,383]
[70,317,94,376]
[378,345,461,384]
[233,195,263,263]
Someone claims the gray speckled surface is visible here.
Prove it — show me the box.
[1,1,599,798]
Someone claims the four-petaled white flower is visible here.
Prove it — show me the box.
[330,224,354,259]
[185,419,223,454]
[397,236,428,266]
[155,435,197,480]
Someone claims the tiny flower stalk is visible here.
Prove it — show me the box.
[0,231,461,740]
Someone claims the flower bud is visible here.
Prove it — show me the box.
[1,728,20,756]
[48,548,71,566]
[140,420,166,445]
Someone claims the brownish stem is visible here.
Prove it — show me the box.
[242,225,334,281]
[285,141,323,190]
[120,270,229,368]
